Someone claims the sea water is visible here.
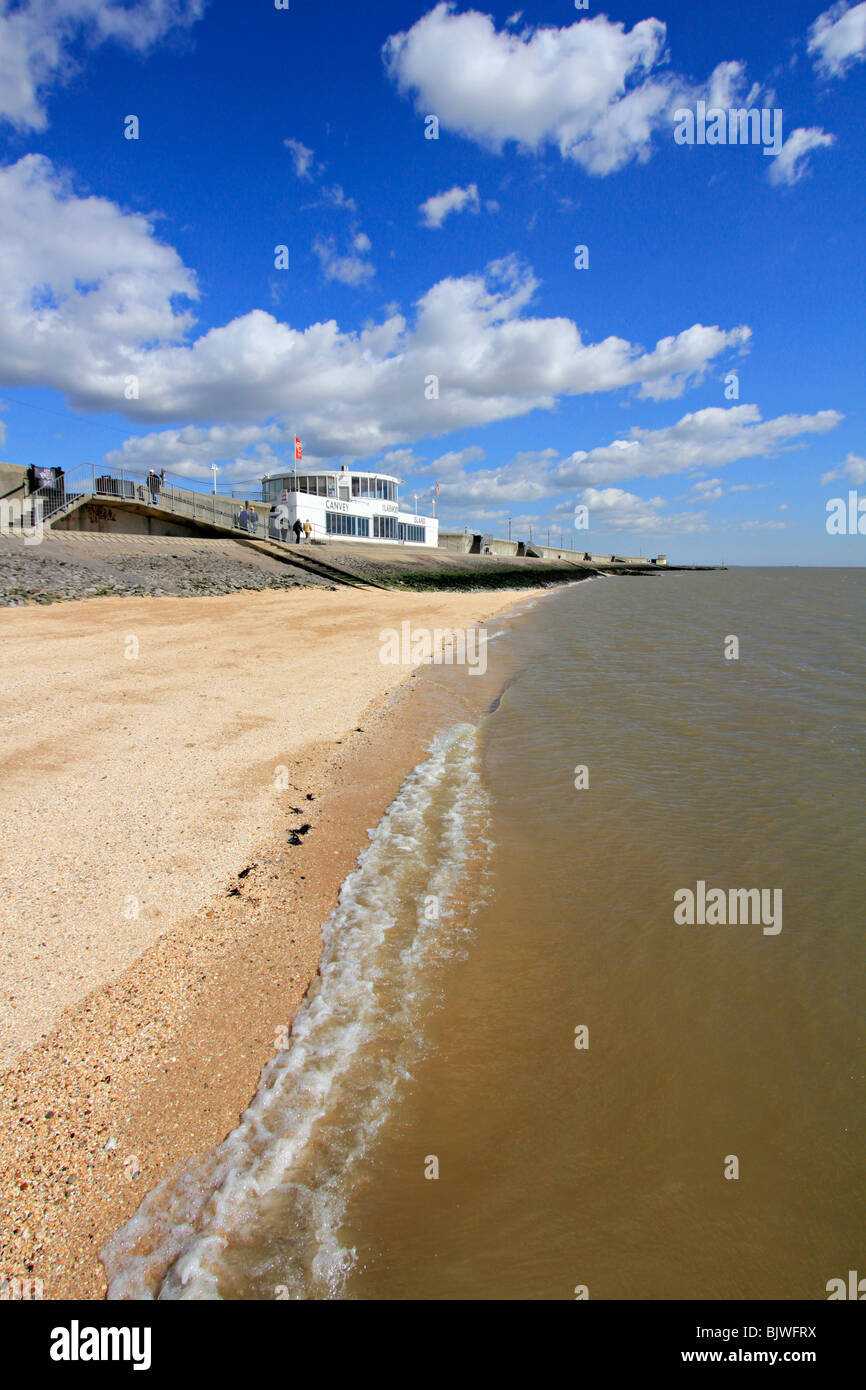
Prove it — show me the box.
[104,569,865,1300]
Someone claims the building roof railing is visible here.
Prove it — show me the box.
[263,466,402,484]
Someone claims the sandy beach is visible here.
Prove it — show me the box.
[0,585,539,1299]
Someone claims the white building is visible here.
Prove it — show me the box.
[261,464,438,547]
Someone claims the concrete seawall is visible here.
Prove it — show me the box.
[304,546,602,590]
[270,541,712,590]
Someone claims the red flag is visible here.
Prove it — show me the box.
[294,437,303,462]
[435,481,439,497]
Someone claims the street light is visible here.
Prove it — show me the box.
[211,464,219,495]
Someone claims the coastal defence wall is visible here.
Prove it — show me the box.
[448,533,666,567]
[0,462,27,501]
[304,542,714,590]
[53,499,217,539]
[527,543,612,563]
[437,531,474,554]
[438,533,579,560]
[480,537,521,557]
[297,540,603,590]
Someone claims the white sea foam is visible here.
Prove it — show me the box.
[102,721,489,1301]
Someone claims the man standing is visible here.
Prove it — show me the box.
[292,517,303,544]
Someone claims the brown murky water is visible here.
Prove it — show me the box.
[105,570,865,1300]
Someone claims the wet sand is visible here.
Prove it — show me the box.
[0,586,538,1299]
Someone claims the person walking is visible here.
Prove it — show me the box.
[292,517,303,544]
[303,518,312,543]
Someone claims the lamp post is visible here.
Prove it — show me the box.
[211,464,219,495]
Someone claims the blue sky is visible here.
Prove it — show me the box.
[0,0,864,562]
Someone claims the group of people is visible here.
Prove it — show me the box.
[236,503,259,534]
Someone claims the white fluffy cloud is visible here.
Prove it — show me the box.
[432,405,842,506]
[574,486,710,536]
[821,452,866,484]
[0,0,205,131]
[380,447,424,473]
[690,477,725,501]
[0,154,198,398]
[319,184,357,213]
[384,4,749,176]
[421,445,485,475]
[768,127,836,186]
[312,231,375,286]
[448,486,713,537]
[284,137,315,180]
[551,405,842,488]
[0,158,752,465]
[419,183,480,227]
[105,423,288,483]
[808,2,866,77]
